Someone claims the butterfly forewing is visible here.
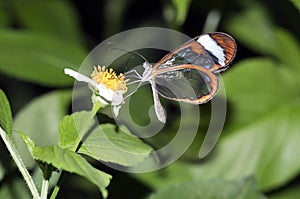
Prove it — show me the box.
[207,32,237,68]
[153,32,237,73]
[153,40,216,71]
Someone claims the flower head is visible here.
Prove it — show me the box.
[64,66,128,116]
[91,66,127,94]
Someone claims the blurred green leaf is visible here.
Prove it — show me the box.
[290,0,300,12]
[33,145,111,198]
[223,58,299,132]
[193,99,300,190]
[0,29,86,86]
[12,0,83,44]
[0,163,3,182]
[226,3,300,70]
[13,90,71,167]
[0,177,31,199]
[171,0,191,25]
[0,1,10,27]
[14,90,71,146]
[147,177,266,199]
[273,27,300,71]
[136,98,300,190]
[269,183,300,199]
[0,89,13,136]
[205,59,300,190]
[79,123,153,166]
[103,0,128,37]
[226,4,276,55]
[134,161,195,189]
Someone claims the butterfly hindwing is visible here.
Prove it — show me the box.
[153,64,219,104]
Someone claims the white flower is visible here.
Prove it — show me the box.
[64,66,128,116]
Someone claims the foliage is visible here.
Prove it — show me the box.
[0,90,12,136]
[147,177,266,199]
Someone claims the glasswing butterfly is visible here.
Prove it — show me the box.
[124,32,237,123]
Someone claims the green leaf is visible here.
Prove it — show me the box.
[0,89,13,136]
[0,177,31,199]
[225,4,276,55]
[200,58,300,190]
[0,2,10,27]
[0,29,86,86]
[33,145,112,198]
[16,130,35,153]
[79,123,153,166]
[12,0,83,44]
[59,111,95,150]
[17,130,56,180]
[269,183,300,199]
[171,0,191,25]
[103,0,128,37]
[223,58,298,132]
[134,161,195,189]
[290,0,300,12]
[273,27,300,71]
[59,115,79,150]
[13,90,71,167]
[14,90,71,146]
[192,100,300,190]
[225,3,300,69]
[0,161,4,182]
[147,177,266,199]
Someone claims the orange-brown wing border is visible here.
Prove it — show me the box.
[152,32,237,73]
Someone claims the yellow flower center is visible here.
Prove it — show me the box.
[91,66,128,93]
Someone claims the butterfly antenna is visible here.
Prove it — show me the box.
[107,41,149,63]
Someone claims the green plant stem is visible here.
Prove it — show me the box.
[72,102,101,151]
[50,172,65,199]
[50,103,101,199]
[0,127,40,199]
[41,179,49,199]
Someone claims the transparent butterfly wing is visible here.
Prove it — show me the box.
[154,65,219,104]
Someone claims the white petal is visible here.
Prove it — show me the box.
[111,91,124,117]
[64,68,97,87]
[96,96,109,105]
[96,84,114,101]
[111,91,123,106]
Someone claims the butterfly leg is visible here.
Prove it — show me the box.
[123,79,145,100]
[125,69,143,78]
[123,69,144,86]
[150,81,166,123]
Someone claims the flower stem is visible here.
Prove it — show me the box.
[72,103,101,151]
[41,179,49,199]
[0,127,40,199]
